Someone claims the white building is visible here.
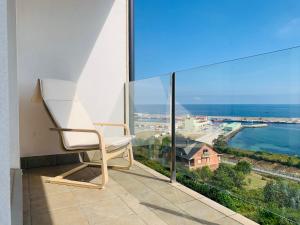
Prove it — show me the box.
[183,115,210,132]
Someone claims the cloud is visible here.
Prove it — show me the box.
[278,18,300,38]
[193,96,202,101]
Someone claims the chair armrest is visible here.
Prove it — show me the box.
[50,127,98,134]
[93,123,130,135]
[49,127,105,150]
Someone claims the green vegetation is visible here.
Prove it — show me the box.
[213,135,300,168]
[190,166,213,182]
[264,180,300,209]
[133,137,300,225]
[235,160,252,174]
[244,172,269,190]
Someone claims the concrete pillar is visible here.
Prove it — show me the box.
[0,0,12,223]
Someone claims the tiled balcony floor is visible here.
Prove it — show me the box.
[23,158,257,225]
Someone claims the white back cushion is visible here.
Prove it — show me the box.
[40,79,99,149]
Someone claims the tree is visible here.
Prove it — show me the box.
[213,135,229,153]
[161,136,171,148]
[153,138,161,159]
[197,166,213,182]
[234,161,252,175]
[264,181,282,205]
[263,180,299,209]
[286,157,293,166]
[212,164,245,190]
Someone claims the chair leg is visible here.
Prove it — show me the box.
[108,144,134,170]
[46,163,104,189]
[46,145,133,189]
[127,143,134,167]
[46,150,109,189]
[100,149,108,188]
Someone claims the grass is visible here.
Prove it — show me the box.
[244,172,269,190]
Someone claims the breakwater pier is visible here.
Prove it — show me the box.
[243,124,268,128]
[209,116,300,124]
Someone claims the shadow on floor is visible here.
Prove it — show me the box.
[140,202,221,225]
[113,168,170,183]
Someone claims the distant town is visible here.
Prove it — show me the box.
[134,113,300,171]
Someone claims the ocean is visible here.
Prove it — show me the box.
[228,123,300,155]
[135,104,300,155]
[135,104,300,118]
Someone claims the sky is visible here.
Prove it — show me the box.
[134,0,300,104]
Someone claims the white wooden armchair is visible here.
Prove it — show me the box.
[39,78,134,189]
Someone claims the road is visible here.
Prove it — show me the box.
[223,160,300,182]
[196,127,224,145]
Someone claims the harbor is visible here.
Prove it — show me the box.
[209,115,300,124]
[133,112,300,156]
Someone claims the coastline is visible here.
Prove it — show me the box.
[209,115,300,124]
[135,113,300,124]
[134,112,300,156]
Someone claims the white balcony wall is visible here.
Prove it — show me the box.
[8,0,19,169]
[17,0,128,157]
[0,1,11,223]
[0,0,19,223]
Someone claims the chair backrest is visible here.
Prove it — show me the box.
[40,79,99,150]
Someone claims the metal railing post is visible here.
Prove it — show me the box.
[128,0,135,135]
[170,72,176,182]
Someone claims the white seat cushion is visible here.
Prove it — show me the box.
[69,136,132,151]
[40,79,130,151]
[105,136,132,151]
[45,100,99,149]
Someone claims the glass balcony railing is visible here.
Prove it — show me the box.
[130,46,300,225]
[129,74,172,175]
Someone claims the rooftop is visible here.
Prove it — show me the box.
[23,158,257,225]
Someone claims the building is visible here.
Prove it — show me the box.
[176,139,221,170]
[183,115,210,132]
[221,122,242,132]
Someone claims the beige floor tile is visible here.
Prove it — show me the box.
[108,157,132,166]
[23,211,31,225]
[30,191,77,214]
[177,200,226,222]
[94,214,147,225]
[67,166,98,182]
[106,177,131,196]
[23,174,30,195]
[31,206,89,225]
[115,167,171,191]
[23,163,257,225]
[23,193,31,214]
[29,175,71,198]
[118,191,150,214]
[138,211,169,225]
[108,169,138,181]
[171,182,206,200]
[155,185,194,204]
[230,214,259,225]
[145,201,197,225]
[214,216,243,225]
[79,196,134,224]
[199,197,236,217]
[25,166,63,177]
[71,186,116,204]
[135,175,171,192]
[136,187,172,206]
[110,175,153,199]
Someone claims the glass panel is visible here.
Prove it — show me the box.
[175,47,300,224]
[129,74,172,175]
